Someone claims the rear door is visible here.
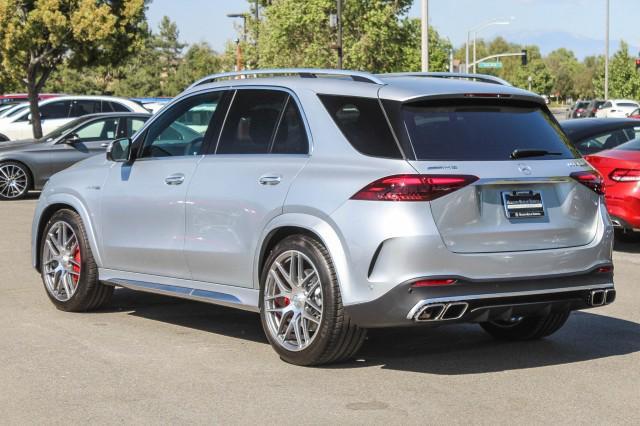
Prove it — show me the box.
[395,98,601,253]
[184,88,310,287]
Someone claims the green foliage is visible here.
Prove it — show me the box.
[593,41,640,99]
[0,0,147,137]
[249,0,451,72]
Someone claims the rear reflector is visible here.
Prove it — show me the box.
[412,279,457,287]
[351,174,478,202]
[570,171,604,195]
[597,265,613,273]
[610,169,640,182]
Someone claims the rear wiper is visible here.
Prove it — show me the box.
[510,149,562,159]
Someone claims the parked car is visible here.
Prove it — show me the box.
[567,100,591,119]
[0,93,62,104]
[32,69,615,366]
[131,97,172,114]
[560,118,640,155]
[585,99,605,117]
[628,108,640,119]
[595,99,640,118]
[584,138,640,238]
[0,96,148,141]
[0,102,28,119]
[0,112,150,200]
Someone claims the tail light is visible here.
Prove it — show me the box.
[609,168,640,182]
[351,174,478,201]
[570,171,604,195]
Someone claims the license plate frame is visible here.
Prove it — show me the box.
[501,190,545,219]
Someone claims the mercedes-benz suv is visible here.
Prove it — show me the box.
[32,69,615,366]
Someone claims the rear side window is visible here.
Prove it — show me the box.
[217,89,287,154]
[613,138,640,151]
[106,101,130,112]
[319,95,401,159]
[70,100,102,117]
[402,101,577,161]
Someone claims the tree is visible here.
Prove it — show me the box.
[155,16,186,90]
[167,42,223,94]
[594,41,640,100]
[0,0,147,138]
[246,0,451,73]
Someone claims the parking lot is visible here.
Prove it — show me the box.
[0,197,638,424]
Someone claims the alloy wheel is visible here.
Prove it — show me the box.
[42,221,82,302]
[264,250,323,352]
[0,163,28,199]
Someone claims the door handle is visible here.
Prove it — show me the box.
[259,175,282,186]
[101,143,110,147]
[165,173,185,186]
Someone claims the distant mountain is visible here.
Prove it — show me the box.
[496,30,638,60]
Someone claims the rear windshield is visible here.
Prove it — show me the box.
[613,138,640,151]
[402,101,577,161]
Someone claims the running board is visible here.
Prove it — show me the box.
[102,274,260,313]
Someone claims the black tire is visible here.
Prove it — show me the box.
[480,311,571,341]
[40,209,113,312]
[0,161,32,200]
[259,235,367,366]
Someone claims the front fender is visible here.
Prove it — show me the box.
[254,212,358,305]
[32,191,103,271]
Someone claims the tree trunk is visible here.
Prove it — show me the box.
[26,78,43,139]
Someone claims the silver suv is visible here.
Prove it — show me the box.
[32,69,615,365]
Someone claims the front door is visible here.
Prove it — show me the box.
[100,91,223,279]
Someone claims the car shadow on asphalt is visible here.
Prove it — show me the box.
[338,311,640,374]
[102,288,267,344]
[101,289,638,374]
[614,239,640,253]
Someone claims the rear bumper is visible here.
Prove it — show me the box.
[344,267,614,328]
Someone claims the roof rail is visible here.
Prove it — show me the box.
[188,68,385,89]
[378,72,512,86]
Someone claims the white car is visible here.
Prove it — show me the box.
[595,99,640,118]
[0,96,148,141]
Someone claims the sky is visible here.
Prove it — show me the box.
[147,0,640,59]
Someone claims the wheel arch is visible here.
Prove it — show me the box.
[34,195,102,272]
[255,213,354,304]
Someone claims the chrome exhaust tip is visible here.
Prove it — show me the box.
[589,290,605,306]
[441,302,469,320]
[415,303,445,321]
[605,289,616,305]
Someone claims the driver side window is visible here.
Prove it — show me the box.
[140,92,221,158]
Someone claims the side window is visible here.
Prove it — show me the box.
[107,101,130,113]
[603,101,612,108]
[577,129,635,154]
[272,98,309,154]
[39,101,72,120]
[216,89,287,154]
[120,117,147,138]
[74,118,119,141]
[70,100,102,117]
[140,92,220,158]
[319,95,401,159]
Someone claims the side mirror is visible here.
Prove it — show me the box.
[106,137,133,162]
[64,133,80,144]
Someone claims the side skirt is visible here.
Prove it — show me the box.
[99,268,260,313]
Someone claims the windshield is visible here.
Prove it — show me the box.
[1,103,28,118]
[40,117,89,142]
[613,138,640,152]
[402,101,577,161]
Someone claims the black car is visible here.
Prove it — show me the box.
[560,118,640,155]
[584,100,606,117]
[567,100,591,119]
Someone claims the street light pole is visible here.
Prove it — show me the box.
[605,0,610,99]
[421,0,429,72]
[470,18,513,73]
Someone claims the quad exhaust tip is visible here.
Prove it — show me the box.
[589,289,616,306]
[415,302,469,322]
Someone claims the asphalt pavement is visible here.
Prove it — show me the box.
[0,196,638,424]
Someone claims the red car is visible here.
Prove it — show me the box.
[585,138,640,235]
[0,93,62,104]
[629,108,640,119]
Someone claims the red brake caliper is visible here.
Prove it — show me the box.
[274,295,290,318]
[71,248,81,284]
